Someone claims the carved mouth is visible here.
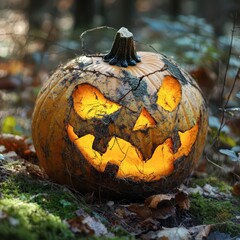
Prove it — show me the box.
[66,122,198,182]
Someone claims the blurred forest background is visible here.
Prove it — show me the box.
[0,0,240,169]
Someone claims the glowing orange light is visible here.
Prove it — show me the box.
[157,76,182,111]
[133,108,157,131]
[72,84,122,120]
[66,122,199,182]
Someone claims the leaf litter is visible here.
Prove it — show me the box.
[65,208,110,237]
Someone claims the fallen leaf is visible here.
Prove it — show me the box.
[25,161,48,179]
[66,208,108,237]
[145,194,175,209]
[129,191,190,220]
[232,181,240,196]
[175,191,190,210]
[128,201,175,220]
[138,218,161,231]
[114,206,130,219]
[151,205,176,220]
[0,133,36,161]
[128,204,152,220]
[189,224,212,240]
[141,227,191,240]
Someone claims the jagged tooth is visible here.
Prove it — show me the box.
[172,127,181,153]
[92,136,111,154]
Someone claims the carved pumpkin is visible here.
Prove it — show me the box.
[32,27,208,199]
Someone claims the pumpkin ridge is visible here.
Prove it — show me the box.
[32,75,61,119]
[32,81,65,132]
[183,89,199,119]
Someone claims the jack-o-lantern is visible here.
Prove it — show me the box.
[32,27,208,200]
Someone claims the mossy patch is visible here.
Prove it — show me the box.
[0,173,80,239]
[0,198,75,240]
[0,170,134,239]
[189,193,240,236]
[1,173,79,219]
[190,176,232,193]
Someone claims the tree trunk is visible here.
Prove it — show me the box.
[169,0,181,20]
[105,0,136,29]
[74,0,96,29]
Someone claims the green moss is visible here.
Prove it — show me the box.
[0,198,75,240]
[218,221,240,237]
[190,193,233,223]
[190,176,231,193]
[110,227,135,240]
[1,174,79,219]
[190,193,240,236]
[0,173,80,239]
[0,173,134,240]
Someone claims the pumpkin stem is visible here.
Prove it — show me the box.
[103,27,141,67]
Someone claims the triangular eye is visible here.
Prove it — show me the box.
[73,83,122,120]
[133,108,157,131]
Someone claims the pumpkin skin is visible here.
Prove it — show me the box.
[32,28,208,200]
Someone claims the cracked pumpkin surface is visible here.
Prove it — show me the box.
[32,28,208,198]
[32,52,207,193]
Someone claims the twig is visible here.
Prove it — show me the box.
[79,26,117,52]
[212,12,238,147]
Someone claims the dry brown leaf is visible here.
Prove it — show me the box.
[192,225,212,240]
[151,205,176,220]
[25,161,48,180]
[145,194,175,209]
[138,218,161,231]
[66,208,108,237]
[0,134,28,153]
[128,204,152,219]
[175,191,190,210]
[128,190,191,220]
[232,181,240,196]
[114,207,130,219]
[0,134,37,161]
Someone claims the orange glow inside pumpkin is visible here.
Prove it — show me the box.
[133,108,157,131]
[157,76,182,111]
[72,84,122,120]
[66,122,199,181]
